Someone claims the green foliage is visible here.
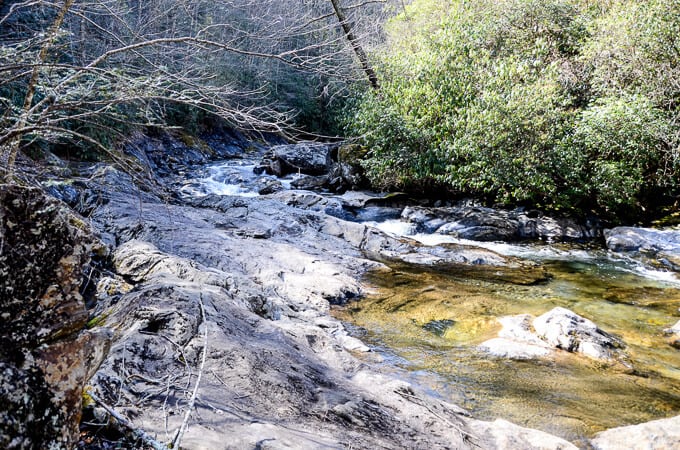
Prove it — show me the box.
[345,0,680,220]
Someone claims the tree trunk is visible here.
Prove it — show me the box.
[329,0,379,90]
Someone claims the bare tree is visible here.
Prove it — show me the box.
[0,0,397,176]
[329,0,380,89]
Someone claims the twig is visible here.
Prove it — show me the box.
[88,390,170,450]
[171,294,209,449]
[396,388,477,445]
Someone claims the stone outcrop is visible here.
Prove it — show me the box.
[0,184,110,449]
[605,226,680,271]
[590,415,680,450]
[480,308,627,364]
[402,205,601,242]
[255,142,368,193]
[255,142,333,177]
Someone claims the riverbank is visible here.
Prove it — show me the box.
[3,130,679,449]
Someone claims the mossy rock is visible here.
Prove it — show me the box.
[337,144,369,166]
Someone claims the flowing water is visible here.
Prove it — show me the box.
[335,221,680,445]
[189,159,680,446]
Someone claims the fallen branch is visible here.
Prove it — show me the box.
[171,294,209,449]
[395,388,477,446]
[87,390,170,450]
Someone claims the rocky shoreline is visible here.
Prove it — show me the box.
[2,132,679,449]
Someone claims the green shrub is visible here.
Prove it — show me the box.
[345,0,680,220]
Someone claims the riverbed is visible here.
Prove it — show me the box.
[188,157,680,447]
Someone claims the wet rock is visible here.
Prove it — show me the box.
[479,315,551,359]
[590,415,680,450]
[256,142,333,177]
[604,227,680,253]
[290,174,329,191]
[605,227,680,272]
[664,320,680,349]
[0,184,110,449]
[533,307,625,360]
[256,178,284,195]
[402,205,600,242]
[317,215,550,285]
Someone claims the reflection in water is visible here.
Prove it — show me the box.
[334,256,680,445]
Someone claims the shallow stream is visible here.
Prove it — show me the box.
[189,159,680,446]
[336,222,680,445]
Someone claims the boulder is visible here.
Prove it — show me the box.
[590,415,680,450]
[479,315,552,359]
[604,227,680,253]
[480,308,628,363]
[255,142,333,177]
[402,205,600,242]
[290,174,329,191]
[533,307,625,360]
[0,184,110,449]
[605,227,680,272]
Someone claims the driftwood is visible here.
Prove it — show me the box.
[87,390,170,450]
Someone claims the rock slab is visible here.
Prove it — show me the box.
[0,184,110,449]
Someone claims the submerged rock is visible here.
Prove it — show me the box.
[590,414,680,450]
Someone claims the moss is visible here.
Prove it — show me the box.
[86,313,109,329]
[338,144,369,165]
[178,132,214,156]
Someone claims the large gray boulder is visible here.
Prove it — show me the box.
[255,142,333,177]
[605,226,680,271]
[402,205,600,242]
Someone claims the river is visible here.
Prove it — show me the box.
[186,158,680,447]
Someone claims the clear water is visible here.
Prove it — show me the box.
[335,221,680,446]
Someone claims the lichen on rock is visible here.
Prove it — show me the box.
[0,184,111,449]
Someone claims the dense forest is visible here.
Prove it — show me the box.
[2,0,679,222]
[349,0,680,221]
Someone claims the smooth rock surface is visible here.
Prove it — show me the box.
[69,161,575,449]
[533,307,625,360]
[590,415,680,450]
[402,205,600,242]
